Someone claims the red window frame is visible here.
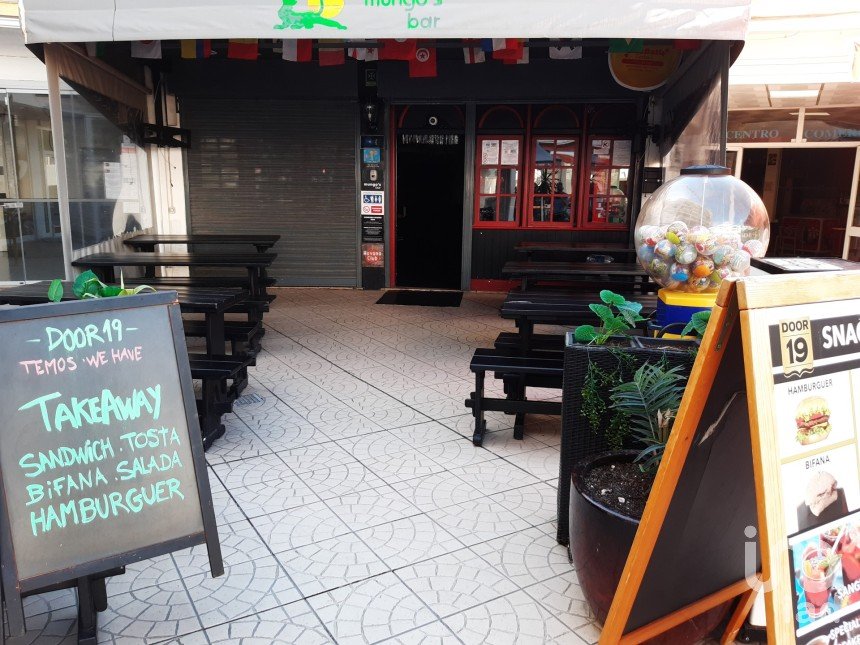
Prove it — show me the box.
[581,136,634,230]
[473,135,523,229]
[526,135,580,229]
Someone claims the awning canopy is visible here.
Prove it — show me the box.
[18,0,750,44]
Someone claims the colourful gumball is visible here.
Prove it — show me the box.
[692,257,715,278]
[710,267,731,287]
[649,257,670,281]
[654,239,676,261]
[687,225,710,244]
[635,225,657,247]
[743,239,766,258]
[730,250,751,273]
[687,276,712,292]
[695,237,717,256]
[666,231,682,245]
[674,243,697,265]
[667,221,689,239]
[712,245,736,267]
[670,263,690,282]
[637,243,655,265]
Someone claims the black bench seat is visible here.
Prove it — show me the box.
[189,354,254,449]
[494,332,564,353]
[183,319,263,355]
[125,275,277,288]
[465,348,563,447]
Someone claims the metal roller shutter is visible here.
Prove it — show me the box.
[183,98,357,286]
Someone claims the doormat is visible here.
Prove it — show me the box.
[376,290,463,307]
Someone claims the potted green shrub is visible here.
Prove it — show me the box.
[557,291,698,545]
[569,362,729,642]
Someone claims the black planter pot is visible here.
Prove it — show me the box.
[557,334,696,545]
[570,451,730,643]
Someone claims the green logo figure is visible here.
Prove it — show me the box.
[274,0,348,31]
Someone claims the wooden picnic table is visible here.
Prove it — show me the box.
[125,234,280,254]
[502,260,652,292]
[72,252,276,300]
[514,241,636,261]
[500,290,657,352]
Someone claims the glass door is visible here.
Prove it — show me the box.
[0,91,64,283]
[842,148,860,260]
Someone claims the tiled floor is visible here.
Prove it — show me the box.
[9,289,739,644]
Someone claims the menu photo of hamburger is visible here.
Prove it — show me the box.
[796,397,833,447]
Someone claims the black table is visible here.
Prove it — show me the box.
[514,241,636,261]
[71,252,276,300]
[0,282,246,356]
[125,234,280,254]
[502,260,651,292]
[500,290,657,352]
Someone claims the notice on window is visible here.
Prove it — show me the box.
[481,140,500,165]
[103,162,122,200]
[119,146,140,201]
[501,140,519,166]
[612,140,632,167]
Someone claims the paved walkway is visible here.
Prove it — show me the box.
[11,289,734,644]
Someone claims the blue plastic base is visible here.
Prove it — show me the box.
[655,299,712,329]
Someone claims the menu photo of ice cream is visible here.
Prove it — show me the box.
[791,512,860,640]
[782,445,860,536]
[774,373,856,461]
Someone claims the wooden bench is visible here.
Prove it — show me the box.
[495,332,564,353]
[189,354,253,449]
[465,348,563,447]
[126,275,277,288]
[183,320,263,356]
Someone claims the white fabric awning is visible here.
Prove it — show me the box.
[19,0,750,44]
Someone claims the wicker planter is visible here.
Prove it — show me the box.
[557,333,696,545]
[570,451,731,642]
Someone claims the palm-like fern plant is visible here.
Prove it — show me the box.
[609,362,686,473]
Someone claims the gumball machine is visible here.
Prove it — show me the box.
[635,165,769,335]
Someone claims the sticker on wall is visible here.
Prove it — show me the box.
[361,191,385,215]
[608,44,681,92]
[362,243,384,268]
[362,148,382,164]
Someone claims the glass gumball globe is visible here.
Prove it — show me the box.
[635,165,769,293]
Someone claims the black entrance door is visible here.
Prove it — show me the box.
[395,131,465,290]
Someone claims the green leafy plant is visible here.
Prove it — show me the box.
[574,290,648,345]
[681,310,712,338]
[47,270,155,303]
[610,361,687,474]
[580,349,635,449]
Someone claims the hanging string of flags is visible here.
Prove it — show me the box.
[118,38,699,80]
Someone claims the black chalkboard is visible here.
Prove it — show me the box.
[626,321,760,631]
[0,293,222,635]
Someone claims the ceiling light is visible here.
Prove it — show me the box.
[770,89,819,99]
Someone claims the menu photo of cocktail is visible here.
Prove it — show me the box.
[782,445,860,536]
[773,372,856,461]
[791,511,860,641]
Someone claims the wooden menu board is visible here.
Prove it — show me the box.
[743,272,860,644]
[0,293,222,637]
[601,271,860,644]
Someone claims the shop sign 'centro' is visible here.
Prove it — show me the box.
[18,0,751,43]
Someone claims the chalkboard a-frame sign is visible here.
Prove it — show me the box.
[0,292,223,638]
[600,271,860,645]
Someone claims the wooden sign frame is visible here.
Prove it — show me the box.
[601,271,860,644]
[0,293,223,637]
